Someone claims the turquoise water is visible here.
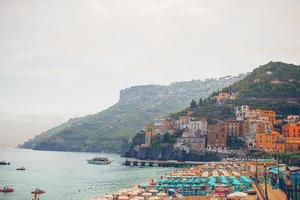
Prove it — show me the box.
[0,148,172,200]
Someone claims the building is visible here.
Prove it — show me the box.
[214,92,235,105]
[286,115,300,124]
[153,118,174,134]
[235,105,250,121]
[179,116,190,129]
[189,118,208,135]
[207,123,227,150]
[143,124,155,147]
[283,122,300,152]
[174,136,206,153]
[244,119,271,149]
[256,131,285,152]
[256,109,276,127]
[224,120,244,137]
[245,110,260,121]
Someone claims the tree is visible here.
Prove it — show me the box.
[190,99,197,109]
[198,98,203,107]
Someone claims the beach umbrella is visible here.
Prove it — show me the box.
[149,189,158,194]
[119,196,129,200]
[148,196,160,200]
[156,192,167,197]
[130,196,144,200]
[149,182,157,186]
[154,185,163,190]
[128,192,139,197]
[141,192,152,197]
[136,189,145,194]
[228,191,247,199]
[139,184,149,189]
[156,179,164,183]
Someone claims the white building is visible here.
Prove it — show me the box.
[189,118,208,135]
[174,136,206,153]
[235,105,250,121]
[287,115,300,124]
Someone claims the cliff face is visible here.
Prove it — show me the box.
[20,75,245,153]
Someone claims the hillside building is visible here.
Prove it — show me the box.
[256,131,285,152]
[283,122,300,152]
[207,123,227,150]
[286,115,300,124]
[189,118,208,136]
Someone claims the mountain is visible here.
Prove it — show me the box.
[20,74,245,153]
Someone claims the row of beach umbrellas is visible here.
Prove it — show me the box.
[92,187,168,200]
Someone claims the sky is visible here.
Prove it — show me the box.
[0,0,300,147]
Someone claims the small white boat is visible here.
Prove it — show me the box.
[87,157,112,165]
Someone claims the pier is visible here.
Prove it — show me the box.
[123,159,214,167]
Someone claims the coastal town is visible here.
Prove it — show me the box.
[115,89,300,200]
[137,91,300,158]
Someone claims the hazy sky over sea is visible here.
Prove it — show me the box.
[1,0,300,147]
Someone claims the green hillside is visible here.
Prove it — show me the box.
[175,62,300,121]
[20,75,244,153]
[230,61,300,98]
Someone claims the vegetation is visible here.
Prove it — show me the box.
[173,62,300,121]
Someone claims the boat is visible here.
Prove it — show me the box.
[31,188,46,200]
[0,187,14,193]
[16,167,26,170]
[87,156,112,165]
[0,161,10,165]
[31,188,45,195]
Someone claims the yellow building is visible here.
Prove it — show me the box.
[256,131,285,152]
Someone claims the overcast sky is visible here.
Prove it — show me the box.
[1,0,300,147]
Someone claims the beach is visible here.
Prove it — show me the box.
[91,160,287,200]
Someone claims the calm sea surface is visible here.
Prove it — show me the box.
[0,148,172,200]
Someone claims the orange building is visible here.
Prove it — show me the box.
[282,123,300,152]
[256,109,276,127]
[256,131,285,152]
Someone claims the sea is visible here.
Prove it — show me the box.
[0,148,172,200]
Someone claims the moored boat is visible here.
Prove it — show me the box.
[87,157,112,165]
[16,166,26,170]
[0,161,10,165]
[0,187,14,193]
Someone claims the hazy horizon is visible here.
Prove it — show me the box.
[1,0,300,147]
